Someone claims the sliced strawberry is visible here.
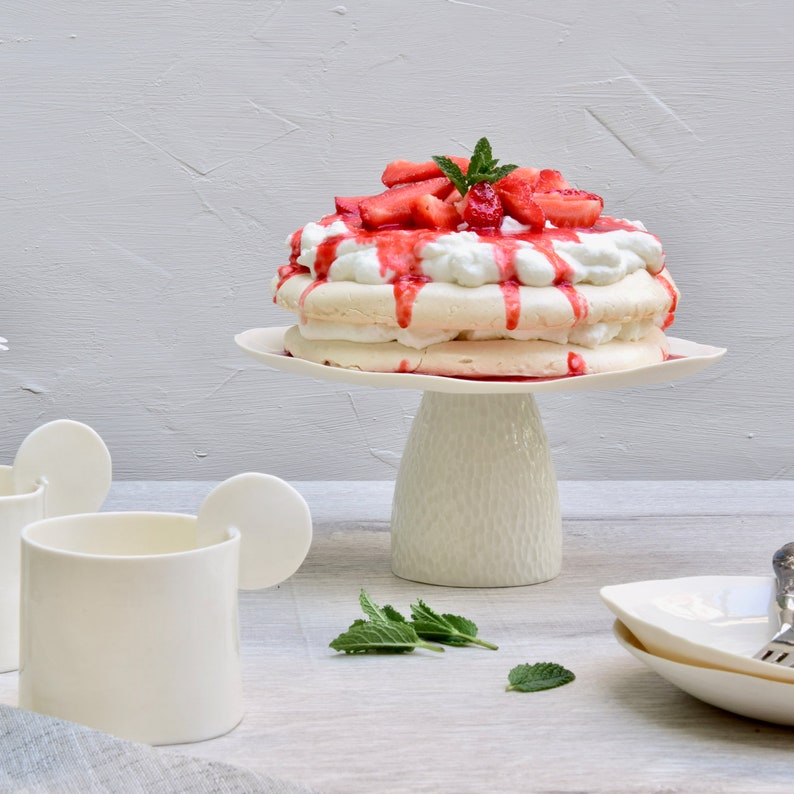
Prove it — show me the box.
[534,169,571,192]
[381,156,470,187]
[334,195,368,215]
[444,185,463,205]
[381,160,444,187]
[460,182,503,229]
[359,177,451,229]
[411,194,461,230]
[496,167,541,190]
[444,186,463,204]
[532,189,604,228]
[494,179,545,229]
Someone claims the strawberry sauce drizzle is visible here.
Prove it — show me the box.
[393,276,430,328]
[533,238,576,283]
[369,230,430,280]
[567,352,587,376]
[488,236,521,281]
[654,269,679,330]
[313,235,349,280]
[281,215,652,330]
[274,264,309,302]
[288,229,303,266]
[297,277,327,318]
[500,281,522,331]
[556,281,589,322]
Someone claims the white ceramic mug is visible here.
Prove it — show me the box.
[0,466,45,672]
[1,420,112,673]
[19,474,313,746]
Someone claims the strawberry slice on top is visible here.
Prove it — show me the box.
[359,177,452,229]
[534,169,571,192]
[381,156,470,188]
[532,189,604,228]
[499,167,541,188]
[411,194,462,230]
[494,175,545,230]
[334,195,369,215]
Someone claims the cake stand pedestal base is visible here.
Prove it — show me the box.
[236,328,726,588]
[390,392,562,587]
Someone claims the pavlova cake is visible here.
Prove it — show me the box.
[271,138,679,378]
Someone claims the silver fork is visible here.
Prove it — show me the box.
[754,542,794,666]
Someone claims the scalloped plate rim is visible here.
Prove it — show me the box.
[613,619,794,725]
[235,327,726,395]
[600,575,794,682]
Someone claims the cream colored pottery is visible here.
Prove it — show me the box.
[0,420,111,673]
[19,473,312,745]
[600,575,794,682]
[0,466,45,673]
[236,326,725,587]
[613,619,794,725]
[391,391,561,586]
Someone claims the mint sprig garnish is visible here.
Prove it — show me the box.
[329,589,498,654]
[330,590,444,654]
[329,617,444,654]
[410,599,498,650]
[506,662,575,692]
[359,589,409,624]
[432,136,517,195]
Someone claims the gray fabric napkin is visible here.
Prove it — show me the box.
[0,705,318,794]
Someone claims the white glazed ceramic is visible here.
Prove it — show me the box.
[0,420,111,673]
[13,419,112,518]
[0,466,45,673]
[391,391,561,586]
[613,619,794,725]
[235,327,726,396]
[19,474,312,745]
[600,575,794,682]
[197,472,312,590]
[236,326,725,587]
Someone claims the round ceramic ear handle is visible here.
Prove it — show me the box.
[12,419,112,517]
[196,473,313,591]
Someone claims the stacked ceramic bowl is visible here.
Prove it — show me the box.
[600,576,794,725]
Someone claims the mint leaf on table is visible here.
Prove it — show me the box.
[329,619,444,654]
[359,589,408,624]
[329,590,443,654]
[410,599,498,650]
[506,662,575,692]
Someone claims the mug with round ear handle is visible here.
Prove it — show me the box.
[18,472,313,746]
[0,420,112,673]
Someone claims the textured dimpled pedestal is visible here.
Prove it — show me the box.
[390,392,562,587]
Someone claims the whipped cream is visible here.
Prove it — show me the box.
[296,316,661,350]
[291,217,664,289]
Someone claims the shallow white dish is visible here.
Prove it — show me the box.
[613,619,794,725]
[600,575,794,682]
[236,327,726,395]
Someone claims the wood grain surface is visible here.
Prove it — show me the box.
[3,480,794,793]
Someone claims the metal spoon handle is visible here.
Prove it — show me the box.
[772,542,794,625]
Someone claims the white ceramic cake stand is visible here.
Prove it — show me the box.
[236,327,725,588]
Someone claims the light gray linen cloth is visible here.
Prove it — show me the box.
[0,705,318,794]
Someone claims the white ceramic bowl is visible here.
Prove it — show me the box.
[600,575,794,682]
[613,620,794,725]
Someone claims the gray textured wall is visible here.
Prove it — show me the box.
[2,1,791,480]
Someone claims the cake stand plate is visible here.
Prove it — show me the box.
[236,327,725,587]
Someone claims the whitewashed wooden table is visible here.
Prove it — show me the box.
[2,480,794,793]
